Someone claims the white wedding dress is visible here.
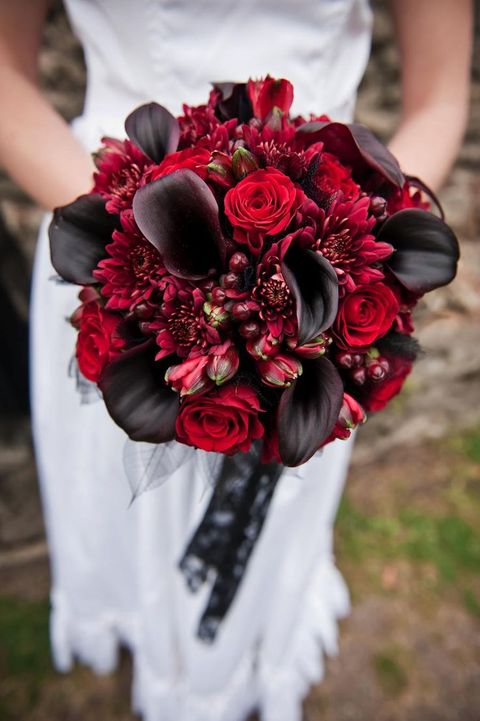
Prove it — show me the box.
[31,2,372,720]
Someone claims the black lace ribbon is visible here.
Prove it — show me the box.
[179,444,284,642]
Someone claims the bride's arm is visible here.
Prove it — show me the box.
[388,0,473,191]
[0,1,94,210]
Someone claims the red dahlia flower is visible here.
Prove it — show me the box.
[93,210,167,311]
[93,138,152,214]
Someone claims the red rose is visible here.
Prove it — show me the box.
[175,384,264,454]
[363,360,412,412]
[334,283,399,349]
[224,168,303,254]
[146,147,211,182]
[247,76,294,121]
[75,301,126,383]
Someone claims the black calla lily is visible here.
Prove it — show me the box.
[281,244,339,346]
[212,82,253,123]
[277,356,344,466]
[132,169,225,279]
[125,102,180,163]
[378,208,460,293]
[99,341,179,444]
[49,193,117,285]
[296,121,404,188]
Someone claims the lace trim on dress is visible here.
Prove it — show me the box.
[49,558,349,721]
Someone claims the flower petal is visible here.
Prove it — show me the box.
[49,194,117,285]
[277,356,344,466]
[378,209,460,293]
[132,169,225,279]
[99,341,179,443]
[296,121,404,188]
[125,102,180,163]
[281,245,338,345]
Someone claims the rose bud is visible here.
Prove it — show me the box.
[229,252,249,273]
[239,320,261,339]
[232,147,259,180]
[165,355,212,397]
[232,302,251,322]
[206,341,240,386]
[257,353,303,388]
[246,332,278,360]
[351,366,367,385]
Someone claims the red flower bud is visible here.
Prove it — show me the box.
[257,353,302,388]
[165,355,212,397]
[222,272,241,289]
[207,151,235,188]
[232,147,259,180]
[211,287,226,303]
[232,302,251,322]
[370,195,387,218]
[239,320,261,339]
[335,351,354,368]
[229,252,249,273]
[290,334,330,359]
[206,341,240,386]
[246,332,278,360]
[351,366,367,385]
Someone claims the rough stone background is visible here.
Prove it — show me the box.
[0,2,479,720]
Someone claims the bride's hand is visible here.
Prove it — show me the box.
[388,0,472,192]
[0,1,94,210]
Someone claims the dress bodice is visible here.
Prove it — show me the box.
[64,0,372,147]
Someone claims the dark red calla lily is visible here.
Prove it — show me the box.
[99,341,179,444]
[212,81,253,123]
[125,102,180,163]
[277,356,344,466]
[281,244,339,346]
[378,208,460,293]
[132,169,225,279]
[296,121,404,189]
[49,193,117,285]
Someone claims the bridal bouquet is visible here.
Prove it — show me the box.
[49,76,459,638]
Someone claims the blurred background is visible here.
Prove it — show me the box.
[0,2,479,720]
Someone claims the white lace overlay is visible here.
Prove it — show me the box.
[31,1,372,718]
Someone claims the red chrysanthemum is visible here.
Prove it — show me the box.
[316,196,393,293]
[149,281,226,360]
[93,138,152,213]
[93,210,167,311]
[251,238,297,344]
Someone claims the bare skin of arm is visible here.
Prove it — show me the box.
[0,1,473,211]
[0,1,94,210]
[388,0,473,191]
